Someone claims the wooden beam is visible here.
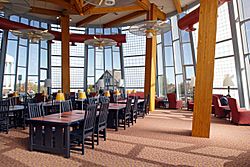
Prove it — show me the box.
[136,0,150,10]
[76,14,106,27]
[156,6,167,21]
[172,0,182,13]
[192,0,219,138]
[30,6,62,16]
[72,0,83,15]
[104,11,147,27]
[144,3,158,112]
[82,6,143,15]
[60,15,70,94]
[39,0,74,10]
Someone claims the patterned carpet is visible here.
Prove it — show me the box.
[0,109,250,167]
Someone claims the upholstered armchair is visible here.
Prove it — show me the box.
[228,98,250,125]
[187,100,194,111]
[167,93,183,109]
[212,95,230,118]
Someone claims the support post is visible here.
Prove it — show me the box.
[192,0,219,138]
[61,15,70,94]
[144,4,157,111]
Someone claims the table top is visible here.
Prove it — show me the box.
[9,105,25,111]
[117,99,144,104]
[109,103,127,110]
[27,110,85,125]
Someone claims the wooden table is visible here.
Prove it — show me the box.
[107,103,127,131]
[117,99,144,104]
[26,110,85,158]
[9,105,24,111]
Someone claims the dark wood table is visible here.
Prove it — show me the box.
[26,110,85,158]
[117,99,144,104]
[9,105,24,111]
[107,103,127,131]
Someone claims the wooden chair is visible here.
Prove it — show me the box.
[118,98,132,130]
[95,102,109,145]
[99,96,109,104]
[138,97,147,118]
[0,100,9,134]
[28,103,44,118]
[70,104,97,155]
[61,100,73,112]
[131,96,138,125]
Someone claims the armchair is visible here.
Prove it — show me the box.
[212,95,230,118]
[167,93,183,109]
[228,98,250,125]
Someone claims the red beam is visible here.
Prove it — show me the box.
[0,17,126,44]
[178,0,230,31]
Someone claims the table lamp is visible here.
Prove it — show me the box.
[78,91,86,112]
[104,91,110,97]
[132,89,136,99]
[223,74,234,97]
[114,90,120,103]
[56,90,65,118]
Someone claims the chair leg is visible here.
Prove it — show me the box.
[104,128,106,141]
[82,139,85,155]
[97,130,99,145]
[92,133,94,149]
[124,119,126,130]
[128,118,130,127]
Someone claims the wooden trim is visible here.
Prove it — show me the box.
[136,0,150,11]
[39,0,75,11]
[76,14,106,27]
[192,0,219,138]
[104,11,147,28]
[72,0,83,15]
[30,7,62,16]
[172,0,182,13]
[61,15,70,94]
[82,6,144,15]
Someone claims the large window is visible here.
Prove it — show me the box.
[2,15,48,97]
[123,27,145,91]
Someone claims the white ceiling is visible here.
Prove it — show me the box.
[25,0,199,27]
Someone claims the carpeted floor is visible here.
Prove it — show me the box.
[0,109,250,167]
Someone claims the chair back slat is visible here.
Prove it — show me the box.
[99,96,109,104]
[125,98,132,114]
[87,98,95,105]
[61,100,72,112]
[0,100,9,118]
[98,102,109,127]
[133,96,139,112]
[28,103,43,118]
[83,104,97,133]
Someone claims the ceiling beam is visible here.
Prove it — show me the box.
[30,6,62,16]
[72,0,84,15]
[82,6,144,15]
[156,7,167,21]
[76,14,107,27]
[38,0,76,12]
[104,11,147,27]
[136,0,150,10]
[82,3,96,14]
[172,0,182,13]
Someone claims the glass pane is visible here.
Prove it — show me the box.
[182,43,193,65]
[96,48,104,69]
[176,75,185,100]
[5,40,17,74]
[51,56,61,66]
[16,67,26,93]
[28,43,39,75]
[185,66,195,79]
[113,52,121,70]
[51,41,61,55]
[27,76,38,93]
[124,56,145,67]
[171,16,179,40]
[166,67,175,93]
[181,31,190,43]
[124,67,145,88]
[87,77,95,86]
[105,48,112,70]
[215,40,234,58]
[51,67,61,88]
[70,43,85,56]
[96,70,104,82]
[70,57,84,67]
[41,49,48,68]
[18,46,27,67]
[157,44,163,75]
[88,49,95,76]
[165,47,174,66]
[164,31,172,46]
[70,68,84,88]
[40,69,47,81]
[2,75,15,97]
[173,41,182,74]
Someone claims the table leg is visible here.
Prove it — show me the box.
[29,124,33,151]
[64,126,70,158]
[115,110,119,131]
